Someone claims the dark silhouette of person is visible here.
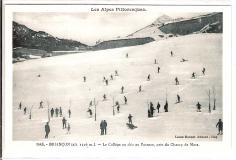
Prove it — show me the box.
[87,108,92,117]
[196,102,201,112]
[68,109,71,118]
[103,120,107,135]
[216,119,223,135]
[103,94,106,101]
[171,51,173,56]
[19,102,22,110]
[177,94,181,103]
[24,107,27,114]
[110,75,113,80]
[202,67,206,75]
[121,86,124,94]
[156,102,160,113]
[39,101,43,108]
[62,117,67,129]
[148,109,151,118]
[126,53,129,58]
[154,59,157,64]
[150,102,155,117]
[105,79,108,86]
[139,85,142,92]
[83,76,86,82]
[115,70,118,76]
[100,120,104,135]
[50,108,54,117]
[175,77,179,85]
[192,72,196,79]
[124,96,127,104]
[164,101,168,112]
[158,66,160,73]
[45,122,50,139]
[147,74,150,81]
[55,108,59,117]
[128,114,133,124]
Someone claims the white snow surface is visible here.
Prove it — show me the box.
[13,33,222,141]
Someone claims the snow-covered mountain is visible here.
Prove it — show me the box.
[13,21,88,52]
[127,12,222,40]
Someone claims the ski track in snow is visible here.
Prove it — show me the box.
[13,33,222,141]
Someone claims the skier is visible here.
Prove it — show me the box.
[180,58,188,62]
[39,101,43,109]
[147,74,150,81]
[157,66,160,74]
[115,70,118,76]
[87,108,92,117]
[83,76,86,82]
[110,74,113,80]
[128,114,133,124]
[177,94,181,103]
[105,79,108,86]
[164,101,168,112]
[19,102,22,110]
[59,107,62,117]
[62,117,67,129]
[175,77,179,85]
[202,67,206,75]
[100,120,104,135]
[124,96,127,104]
[44,122,50,139]
[50,108,54,117]
[192,72,196,79]
[23,107,27,114]
[55,108,59,117]
[103,94,107,101]
[150,102,155,117]
[68,109,71,118]
[121,86,124,94]
[196,102,201,112]
[103,120,107,135]
[67,123,71,134]
[116,101,120,113]
[126,53,129,58]
[139,85,142,92]
[171,51,174,57]
[156,102,160,113]
[216,119,223,135]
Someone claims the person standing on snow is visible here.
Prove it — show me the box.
[100,120,104,135]
[124,96,127,104]
[202,67,206,75]
[164,101,168,112]
[68,109,71,118]
[157,66,160,74]
[128,114,133,124]
[45,122,50,139]
[121,86,124,94]
[216,119,223,135]
[177,94,181,103]
[50,108,54,117]
[62,117,67,129]
[196,102,201,112]
[156,102,160,113]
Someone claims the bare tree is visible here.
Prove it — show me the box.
[207,89,211,113]
[93,98,98,121]
[213,86,216,110]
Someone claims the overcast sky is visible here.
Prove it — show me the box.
[14,12,205,45]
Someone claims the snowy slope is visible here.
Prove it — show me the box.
[13,33,222,141]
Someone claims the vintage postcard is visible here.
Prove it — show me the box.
[1,0,233,159]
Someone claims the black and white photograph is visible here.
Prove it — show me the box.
[12,11,223,141]
[1,0,234,159]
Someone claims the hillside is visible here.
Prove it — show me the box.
[127,12,222,40]
[13,33,222,141]
[13,21,88,52]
